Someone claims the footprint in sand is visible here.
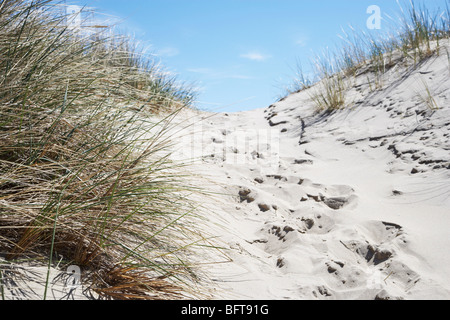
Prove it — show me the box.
[238,188,255,203]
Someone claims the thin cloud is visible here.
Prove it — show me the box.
[240,52,271,62]
[187,68,214,74]
[295,36,308,47]
[157,47,180,57]
[187,67,254,80]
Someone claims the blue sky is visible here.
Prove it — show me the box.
[69,0,449,112]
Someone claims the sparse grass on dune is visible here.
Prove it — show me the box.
[0,0,207,300]
[446,46,450,73]
[416,77,441,110]
[285,0,450,112]
[309,52,347,111]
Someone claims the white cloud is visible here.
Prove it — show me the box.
[157,47,180,57]
[295,36,308,47]
[240,52,271,62]
[187,68,214,74]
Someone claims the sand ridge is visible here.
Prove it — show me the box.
[172,46,450,300]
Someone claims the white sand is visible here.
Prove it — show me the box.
[171,46,450,300]
[0,260,91,300]
[2,45,449,301]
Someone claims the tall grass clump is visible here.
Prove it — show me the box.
[395,1,449,60]
[0,0,207,300]
[446,46,450,74]
[281,60,314,97]
[309,52,347,111]
[285,0,450,112]
[416,78,440,110]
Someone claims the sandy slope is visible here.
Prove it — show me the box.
[173,47,450,300]
[2,46,448,301]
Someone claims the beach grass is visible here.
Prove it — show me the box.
[0,0,206,300]
[285,0,450,112]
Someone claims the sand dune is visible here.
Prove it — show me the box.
[2,39,449,301]
[171,44,450,300]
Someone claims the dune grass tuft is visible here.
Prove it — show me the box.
[285,0,450,112]
[309,52,347,111]
[416,77,440,110]
[0,0,207,300]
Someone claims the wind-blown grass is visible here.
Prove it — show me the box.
[416,77,440,110]
[285,0,450,112]
[0,0,206,300]
[309,52,347,111]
